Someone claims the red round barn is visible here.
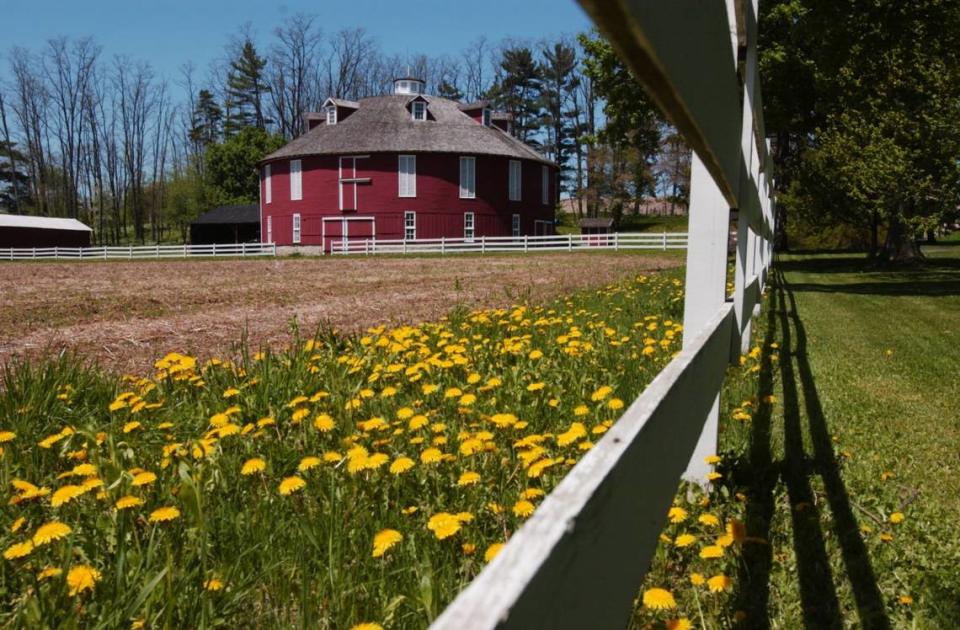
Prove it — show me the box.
[258,78,558,252]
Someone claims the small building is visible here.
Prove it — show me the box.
[190,204,260,244]
[0,214,92,248]
[258,77,558,252]
[580,217,614,236]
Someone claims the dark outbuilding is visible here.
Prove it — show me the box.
[579,217,614,236]
[0,214,92,248]
[190,205,260,244]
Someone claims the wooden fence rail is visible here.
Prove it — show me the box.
[431,1,775,628]
[0,243,277,261]
[329,232,689,255]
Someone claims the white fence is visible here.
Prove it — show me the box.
[432,1,774,629]
[0,242,276,261]
[329,231,688,255]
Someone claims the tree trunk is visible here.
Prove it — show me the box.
[882,214,923,263]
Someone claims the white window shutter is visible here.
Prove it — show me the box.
[290,160,302,201]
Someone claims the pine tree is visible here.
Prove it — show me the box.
[225,40,271,135]
[190,89,223,148]
[489,48,543,147]
[540,42,579,193]
[437,80,464,101]
[0,140,32,212]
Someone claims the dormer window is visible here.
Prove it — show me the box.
[326,107,337,125]
[412,101,426,121]
[482,108,491,127]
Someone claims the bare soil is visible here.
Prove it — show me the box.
[0,253,681,376]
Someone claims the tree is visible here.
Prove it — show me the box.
[190,89,223,148]
[225,39,271,134]
[268,14,322,139]
[0,140,32,211]
[204,126,284,202]
[539,41,579,193]
[437,80,464,101]
[489,47,543,147]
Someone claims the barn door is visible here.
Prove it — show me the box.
[339,156,370,212]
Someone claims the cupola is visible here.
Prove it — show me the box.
[393,77,425,95]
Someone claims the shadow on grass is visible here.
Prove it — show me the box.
[735,271,890,629]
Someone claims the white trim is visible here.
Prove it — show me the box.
[464,211,475,242]
[404,210,416,240]
[264,164,272,204]
[0,215,91,231]
[512,214,521,237]
[321,215,377,253]
[338,155,370,211]
[412,101,426,121]
[398,154,416,198]
[266,215,272,244]
[459,156,476,199]
[509,160,521,201]
[292,213,301,244]
[541,165,549,206]
[326,107,337,125]
[289,159,302,201]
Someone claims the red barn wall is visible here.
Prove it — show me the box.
[261,152,556,250]
[0,227,91,248]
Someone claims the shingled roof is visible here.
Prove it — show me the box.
[262,95,553,165]
[192,204,259,225]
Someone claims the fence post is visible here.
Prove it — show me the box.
[524,235,528,253]
[212,242,217,257]
[373,237,377,255]
[662,230,667,250]
[129,246,133,259]
[104,246,107,259]
[78,247,82,261]
[441,236,445,255]
[403,239,407,255]
[568,234,573,250]
[614,232,619,251]
[155,244,160,258]
[32,247,36,259]
[681,154,731,485]
[481,235,486,254]
[54,247,59,260]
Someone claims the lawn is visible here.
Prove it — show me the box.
[634,242,960,628]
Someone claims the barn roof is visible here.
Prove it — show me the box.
[0,214,92,232]
[262,95,553,166]
[192,205,259,225]
[580,217,615,229]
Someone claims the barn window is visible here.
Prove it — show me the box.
[512,214,521,237]
[459,156,476,199]
[482,108,491,127]
[264,164,272,204]
[464,211,475,242]
[404,211,416,240]
[542,165,550,205]
[290,159,302,201]
[412,101,426,121]
[398,155,416,197]
[292,213,301,244]
[326,107,337,125]
[266,215,272,243]
[509,160,521,201]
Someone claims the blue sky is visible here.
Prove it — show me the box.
[1,0,593,89]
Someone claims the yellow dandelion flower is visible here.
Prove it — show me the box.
[401,506,419,515]
[698,513,720,527]
[520,488,545,500]
[427,512,462,540]
[716,533,735,548]
[37,566,62,580]
[484,542,505,562]
[666,619,693,630]
[115,495,144,511]
[556,422,587,447]
[51,484,86,507]
[32,521,71,546]
[444,387,463,398]
[291,408,310,424]
[642,587,677,610]
[690,572,706,586]
[607,398,624,410]
[890,512,905,524]
[205,577,224,591]
[707,471,723,481]
[899,594,913,605]
[222,387,240,398]
[10,517,26,533]
[526,382,545,392]
[704,454,721,464]
[323,451,343,463]
[880,532,894,542]
[122,421,142,434]
[241,458,266,475]
[371,529,403,558]
[3,541,34,560]
[131,471,157,487]
[0,431,15,443]
[667,506,688,524]
[513,500,535,518]
[149,506,181,523]
[279,476,306,496]
[528,349,543,360]
[458,471,481,486]
[574,404,589,416]
[389,457,415,474]
[700,545,724,559]
[489,413,518,428]
[420,448,443,464]
[348,623,383,630]
[409,414,429,430]
[707,574,733,593]
[66,564,101,596]
[298,456,322,472]
[674,534,697,547]
[590,385,613,401]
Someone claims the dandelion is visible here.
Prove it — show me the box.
[642,587,677,610]
[205,577,224,591]
[0,431,15,442]
[698,513,720,527]
[484,542,505,562]
[51,484,86,507]
[122,421,142,433]
[420,448,443,464]
[427,512,463,540]
[222,387,240,398]
[3,541,33,560]
[880,533,894,542]
[348,624,383,630]
[149,507,181,523]
[372,529,403,558]
[10,517,25,533]
[67,564,101,596]
[667,506,688,524]
[241,458,267,475]
[700,545,724,559]
[37,566,62,580]
[591,385,613,401]
[390,457,415,474]
[528,349,543,359]
[707,471,723,481]
[707,574,733,593]
[526,382,545,392]
[674,534,697,547]
[574,405,589,416]
[899,594,913,605]
[608,398,624,410]
[513,500,535,518]
[298,457,322,472]
[458,472,480,486]
[666,619,693,630]
[314,414,335,432]
[704,455,721,464]
[278,476,306,496]
[131,471,157,487]
[889,512,905,524]
[115,495,144,511]
[690,572,706,586]
[32,521,72,546]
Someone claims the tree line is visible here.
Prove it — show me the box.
[0,16,689,244]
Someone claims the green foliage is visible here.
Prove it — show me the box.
[488,47,543,147]
[204,127,283,203]
[225,40,271,134]
[189,89,223,148]
[0,140,32,211]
